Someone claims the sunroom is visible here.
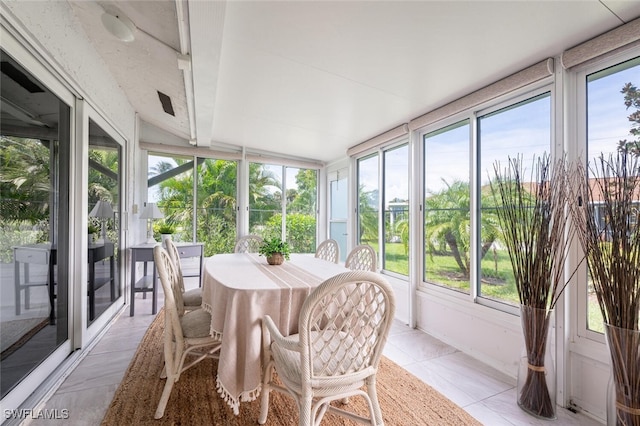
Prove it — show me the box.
[1,1,639,425]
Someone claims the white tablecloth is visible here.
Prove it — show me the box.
[201,253,350,414]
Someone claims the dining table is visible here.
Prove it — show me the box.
[201,252,350,415]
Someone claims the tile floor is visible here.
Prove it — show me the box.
[25,278,603,426]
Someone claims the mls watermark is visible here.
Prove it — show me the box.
[4,409,69,420]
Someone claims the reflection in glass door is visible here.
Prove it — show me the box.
[0,50,70,397]
[87,119,121,325]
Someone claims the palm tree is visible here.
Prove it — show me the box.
[425,179,501,278]
[248,163,281,234]
[358,186,379,244]
[88,148,120,206]
[153,158,239,254]
[0,136,51,223]
[197,159,237,253]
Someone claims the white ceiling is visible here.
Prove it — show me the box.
[66,0,640,164]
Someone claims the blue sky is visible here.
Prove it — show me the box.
[362,59,639,203]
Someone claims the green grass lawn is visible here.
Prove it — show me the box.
[369,243,603,327]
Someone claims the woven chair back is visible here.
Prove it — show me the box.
[345,244,377,271]
[299,270,395,382]
[234,235,264,253]
[314,239,340,263]
[153,246,185,342]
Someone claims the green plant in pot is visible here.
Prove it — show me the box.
[155,222,176,248]
[155,222,176,235]
[88,224,99,243]
[258,237,291,265]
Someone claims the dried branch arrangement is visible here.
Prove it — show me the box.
[569,151,640,426]
[491,154,577,419]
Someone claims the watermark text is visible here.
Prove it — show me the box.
[4,409,69,420]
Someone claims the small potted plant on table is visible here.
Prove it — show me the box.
[156,222,176,248]
[88,224,99,243]
[258,237,291,265]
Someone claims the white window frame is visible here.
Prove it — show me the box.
[572,48,640,345]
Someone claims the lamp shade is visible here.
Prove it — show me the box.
[140,202,164,219]
[89,200,114,218]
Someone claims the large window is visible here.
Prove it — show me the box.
[195,159,237,255]
[148,154,237,255]
[478,93,552,307]
[249,163,317,253]
[585,56,640,333]
[423,120,471,292]
[383,145,409,275]
[149,153,195,242]
[357,154,380,258]
[285,167,317,253]
[356,144,409,276]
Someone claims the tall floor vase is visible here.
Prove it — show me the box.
[605,324,640,426]
[517,305,556,419]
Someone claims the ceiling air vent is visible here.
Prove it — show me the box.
[157,91,175,116]
[1,61,44,93]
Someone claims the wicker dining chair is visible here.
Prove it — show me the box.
[314,238,340,264]
[259,270,396,426]
[234,234,264,253]
[153,246,222,419]
[165,238,202,312]
[345,244,377,272]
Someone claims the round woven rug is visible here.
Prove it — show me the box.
[102,310,481,425]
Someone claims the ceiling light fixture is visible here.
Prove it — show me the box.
[101,11,136,42]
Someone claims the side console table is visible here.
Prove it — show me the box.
[130,242,204,316]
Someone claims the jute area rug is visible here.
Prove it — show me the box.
[103,310,481,426]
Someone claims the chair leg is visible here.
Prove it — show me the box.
[367,378,384,426]
[154,375,176,419]
[300,393,313,426]
[159,363,167,379]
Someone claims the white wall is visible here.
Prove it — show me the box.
[2,0,140,244]
[416,287,522,376]
[3,2,134,137]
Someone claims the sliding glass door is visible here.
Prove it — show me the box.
[0,49,71,399]
[87,118,122,325]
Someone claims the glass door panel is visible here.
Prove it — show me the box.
[0,50,71,397]
[330,172,348,261]
[87,119,121,325]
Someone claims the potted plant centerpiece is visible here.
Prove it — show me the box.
[156,222,176,248]
[258,237,291,265]
[490,154,578,419]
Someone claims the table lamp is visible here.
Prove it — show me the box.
[89,200,114,244]
[140,202,164,244]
